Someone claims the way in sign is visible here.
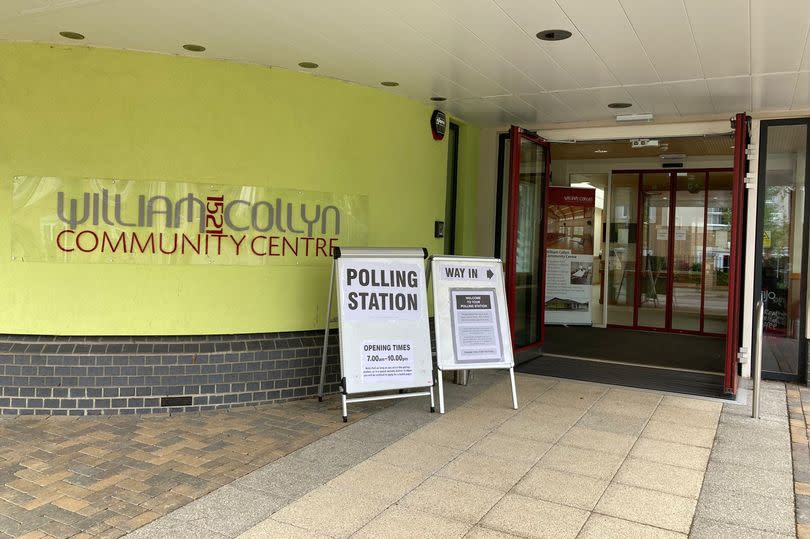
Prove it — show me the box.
[442,266,495,280]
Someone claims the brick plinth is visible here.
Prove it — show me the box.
[0,331,341,415]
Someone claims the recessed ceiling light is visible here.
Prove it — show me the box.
[536,29,572,41]
[594,149,608,153]
[298,61,319,69]
[430,96,447,102]
[182,44,206,52]
[608,102,632,109]
[381,81,399,87]
[59,31,85,40]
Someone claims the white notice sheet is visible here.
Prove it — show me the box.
[360,339,415,384]
[449,288,504,364]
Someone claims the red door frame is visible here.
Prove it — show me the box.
[505,125,551,353]
[724,113,750,395]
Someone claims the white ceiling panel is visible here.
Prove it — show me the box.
[443,98,520,125]
[793,72,810,109]
[619,0,703,81]
[550,90,609,121]
[753,73,799,111]
[551,87,642,121]
[707,76,752,113]
[382,0,544,95]
[431,0,580,91]
[623,84,679,115]
[684,0,749,78]
[325,0,511,97]
[555,0,659,84]
[518,93,580,123]
[665,79,716,115]
[0,0,809,126]
[477,95,541,123]
[750,0,810,74]
[494,0,618,88]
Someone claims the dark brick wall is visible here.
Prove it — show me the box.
[0,331,342,415]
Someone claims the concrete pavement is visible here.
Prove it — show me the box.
[127,372,796,538]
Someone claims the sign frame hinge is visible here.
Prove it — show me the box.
[737,346,750,364]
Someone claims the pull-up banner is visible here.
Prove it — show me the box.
[10,176,368,266]
[545,187,596,325]
[336,248,433,395]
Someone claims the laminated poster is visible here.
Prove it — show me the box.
[545,187,596,325]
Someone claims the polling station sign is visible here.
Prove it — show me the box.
[334,249,433,396]
[340,263,423,322]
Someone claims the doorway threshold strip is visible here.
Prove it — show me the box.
[542,352,724,376]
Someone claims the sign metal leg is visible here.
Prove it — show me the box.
[437,368,445,414]
[341,393,348,423]
[429,384,435,413]
[317,261,336,402]
[509,367,518,410]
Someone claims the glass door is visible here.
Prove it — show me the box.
[755,119,810,381]
[637,173,671,329]
[608,169,733,336]
[505,126,550,354]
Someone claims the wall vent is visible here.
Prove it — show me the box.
[160,396,192,407]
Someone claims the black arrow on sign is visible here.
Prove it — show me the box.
[486,269,494,279]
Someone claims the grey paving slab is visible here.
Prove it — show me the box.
[695,473,795,536]
[329,414,414,445]
[166,485,289,537]
[230,456,342,499]
[717,416,790,450]
[125,516,229,539]
[689,516,794,539]
[291,434,386,469]
[702,459,794,501]
[709,438,794,474]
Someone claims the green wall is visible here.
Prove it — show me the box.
[0,42,479,335]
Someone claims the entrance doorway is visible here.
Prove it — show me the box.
[497,117,749,397]
[606,169,732,336]
[755,118,810,382]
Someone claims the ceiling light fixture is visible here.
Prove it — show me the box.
[430,96,447,102]
[182,44,206,52]
[608,102,632,109]
[59,31,84,40]
[616,113,653,123]
[298,61,319,69]
[536,29,572,41]
[381,81,399,87]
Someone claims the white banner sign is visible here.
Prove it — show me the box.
[431,257,513,370]
[336,252,432,394]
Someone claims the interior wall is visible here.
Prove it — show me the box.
[0,42,479,335]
